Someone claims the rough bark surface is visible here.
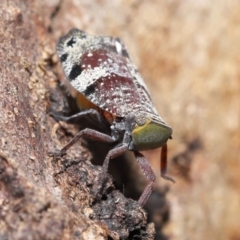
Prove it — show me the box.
[0,0,157,239]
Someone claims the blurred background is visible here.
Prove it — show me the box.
[48,0,240,239]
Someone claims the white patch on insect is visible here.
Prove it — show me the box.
[98,58,102,62]
[87,53,93,57]
[115,40,122,54]
[71,66,109,92]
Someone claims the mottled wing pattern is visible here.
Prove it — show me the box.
[56,29,162,121]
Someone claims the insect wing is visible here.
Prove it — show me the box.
[57,29,160,119]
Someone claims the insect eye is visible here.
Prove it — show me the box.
[135,114,148,126]
[67,37,76,47]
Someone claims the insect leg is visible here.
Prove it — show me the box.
[102,144,128,175]
[134,151,156,206]
[96,144,128,199]
[50,109,104,126]
[161,144,175,182]
[49,128,115,156]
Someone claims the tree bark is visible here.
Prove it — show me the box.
[0,1,159,239]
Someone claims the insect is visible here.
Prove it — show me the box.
[51,29,173,206]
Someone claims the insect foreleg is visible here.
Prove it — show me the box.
[96,144,128,200]
[49,128,115,157]
[134,151,156,206]
[101,144,128,175]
